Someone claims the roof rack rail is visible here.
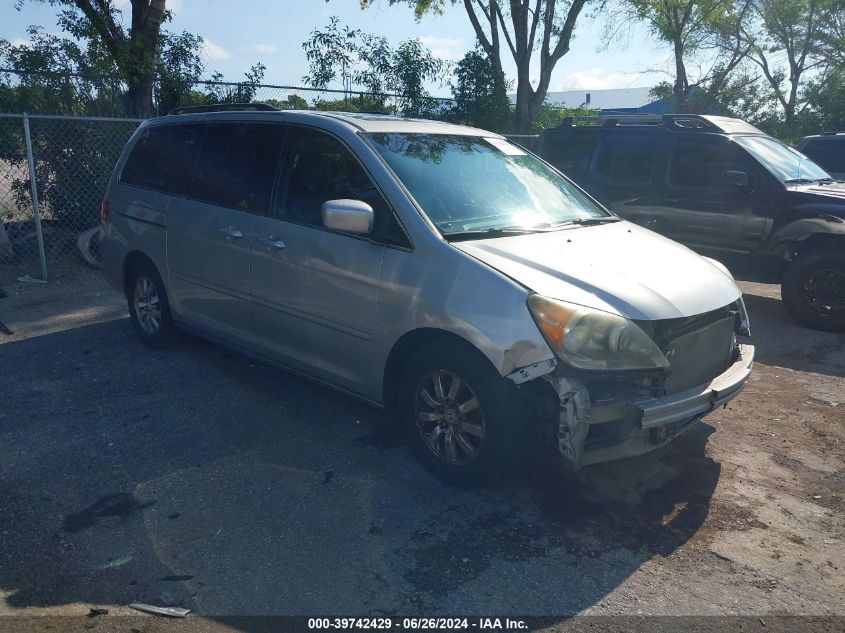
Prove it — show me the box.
[168,103,280,115]
[556,113,720,131]
[558,114,663,128]
[662,114,720,130]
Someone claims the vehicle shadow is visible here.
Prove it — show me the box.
[0,316,722,621]
[741,292,845,378]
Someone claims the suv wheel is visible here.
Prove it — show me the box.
[127,260,175,348]
[782,249,845,332]
[397,343,529,486]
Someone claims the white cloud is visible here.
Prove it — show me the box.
[250,43,279,54]
[10,37,29,47]
[554,67,649,91]
[201,38,231,61]
[417,35,466,61]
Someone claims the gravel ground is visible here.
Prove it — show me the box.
[0,273,842,630]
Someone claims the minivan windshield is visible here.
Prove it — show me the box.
[734,135,831,183]
[366,133,610,238]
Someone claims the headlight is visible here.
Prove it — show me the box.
[527,294,669,371]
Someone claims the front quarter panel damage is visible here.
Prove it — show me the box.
[542,373,591,471]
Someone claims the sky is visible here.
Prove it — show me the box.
[1,0,675,98]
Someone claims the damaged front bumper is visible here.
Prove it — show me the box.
[539,344,755,470]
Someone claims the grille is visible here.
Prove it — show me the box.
[662,316,736,395]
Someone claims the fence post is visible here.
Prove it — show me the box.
[22,113,48,281]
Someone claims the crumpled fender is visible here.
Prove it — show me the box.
[542,373,591,470]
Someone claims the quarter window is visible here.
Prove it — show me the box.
[190,123,284,214]
[594,135,657,183]
[121,124,202,195]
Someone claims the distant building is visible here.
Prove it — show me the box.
[509,87,656,113]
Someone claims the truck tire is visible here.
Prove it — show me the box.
[782,249,845,332]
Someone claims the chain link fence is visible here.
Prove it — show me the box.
[0,70,461,286]
[0,69,456,120]
[0,113,141,283]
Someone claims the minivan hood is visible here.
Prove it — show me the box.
[453,221,741,321]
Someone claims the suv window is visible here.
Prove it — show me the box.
[801,140,845,173]
[594,135,658,183]
[190,122,284,214]
[669,137,752,189]
[543,133,599,174]
[121,124,202,195]
[277,127,407,245]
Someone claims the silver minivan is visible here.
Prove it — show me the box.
[101,107,754,484]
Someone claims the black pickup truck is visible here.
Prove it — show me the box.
[537,114,845,331]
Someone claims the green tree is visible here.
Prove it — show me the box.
[743,0,834,132]
[612,0,751,112]
[302,18,447,117]
[30,0,171,117]
[361,0,594,133]
[450,47,512,131]
[804,69,845,134]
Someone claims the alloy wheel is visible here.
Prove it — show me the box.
[414,370,485,465]
[133,276,162,335]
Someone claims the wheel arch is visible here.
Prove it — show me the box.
[122,250,161,298]
[382,328,500,414]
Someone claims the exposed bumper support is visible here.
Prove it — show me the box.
[638,344,755,429]
[542,344,755,470]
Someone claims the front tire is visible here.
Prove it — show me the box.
[782,249,845,332]
[397,343,529,486]
[127,260,175,348]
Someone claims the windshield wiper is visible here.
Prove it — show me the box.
[552,216,620,227]
[785,177,821,184]
[444,227,543,241]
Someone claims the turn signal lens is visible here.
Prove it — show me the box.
[100,198,110,222]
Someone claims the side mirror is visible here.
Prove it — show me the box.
[321,199,374,235]
[720,170,749,189]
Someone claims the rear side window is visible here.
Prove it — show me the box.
[543,133,599,175]
[594,135,657,183]
[121,124,202,195]
[190,122,284,214]
[801,140,845,173]
[669,138,753,189]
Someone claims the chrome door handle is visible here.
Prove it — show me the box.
[218,226,244,239]
[258,236,286,250]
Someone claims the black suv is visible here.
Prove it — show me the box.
[538,114,845,332]
[797,133,845,181]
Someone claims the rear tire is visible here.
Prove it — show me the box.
[397,342,529,486]
[126,259,176,348]
[782,249,845,332]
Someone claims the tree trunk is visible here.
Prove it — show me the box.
[673,37,688,112]
[123,0,166,117]
[126,80,155,117]
[513,59,534,133]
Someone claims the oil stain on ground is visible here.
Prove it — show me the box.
[62,492,155,533]
[398,507,557,600]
